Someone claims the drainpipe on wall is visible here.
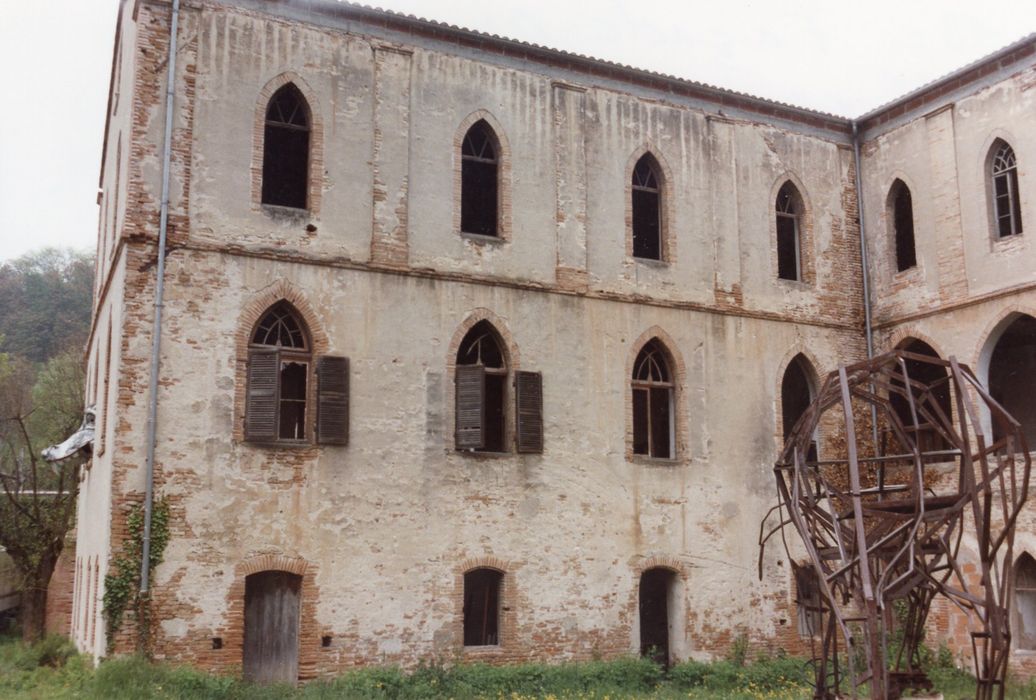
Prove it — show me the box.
[140,0,181,595]
[852,121,883,466]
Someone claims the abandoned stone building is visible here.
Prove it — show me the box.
[67,0,1035,684]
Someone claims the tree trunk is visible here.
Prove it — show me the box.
[20,545,61,642]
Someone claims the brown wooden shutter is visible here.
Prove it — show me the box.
[515,370,543,453]
[245,348,279,441]
[316,355,349,446]
[455,365,485,450]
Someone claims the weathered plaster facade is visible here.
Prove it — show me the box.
[70,0,1035,681]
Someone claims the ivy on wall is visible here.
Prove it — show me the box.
[102,498,170,655]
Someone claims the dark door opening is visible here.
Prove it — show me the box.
[463,568,502,646]
[639,568,675,665]
[243,571,301,684]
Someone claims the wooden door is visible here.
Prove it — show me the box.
[243,571,301,684]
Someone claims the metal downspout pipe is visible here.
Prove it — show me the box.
[140,0,181,595]
[852,121,882,457]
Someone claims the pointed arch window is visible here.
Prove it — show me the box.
[991,140,1023,238]
[776,182,802,281]
[1015,554,1036,650]
[632,339,674,459]
[461,121,499,236]
[262,84,311,209]
[890,180,916,271]
[245,302,349,445]
[632,155,663,260]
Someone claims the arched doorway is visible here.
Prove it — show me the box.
[987,314,1036,449]
[1014,554,1036,650]
[639,567,676,665]
[890,339,952,455]
[243,571,301,684]
[781,354,818,461]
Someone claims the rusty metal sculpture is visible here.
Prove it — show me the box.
[760,350,1030,699]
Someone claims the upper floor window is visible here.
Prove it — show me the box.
[889,179,916,272]
[262,84,310,209]
[461,121,499,236]
[632,339,674,459]
[454,319,542,453]
[632,154,663,260]
[776,182,802,281]
[990,140,1023,238]
[245,302,349,445]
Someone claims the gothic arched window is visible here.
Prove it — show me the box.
[632,154,663,260]
[632,339,674,459]
[461,121,500,236]
[990,140,1023,238]
[262,84,311,209]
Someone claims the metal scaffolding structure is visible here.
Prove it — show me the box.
[761,350,1031,699]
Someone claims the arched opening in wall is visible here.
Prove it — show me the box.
[889,339,952,456]
[988,314,1036,449]
[888,179,917,272]
[632,153,663,260]
[243,571,302,684]
[261,83,311,209]
[793,562,823,638]
[246,302,312,443]
[463,568,503,646]
[639,567,676,666]
[1014,554,1036,650]
[461,120,500,236]
[989,139,1023,239]
[455,320,508,452]
[781,354,818,462]
[775,181,803,281]
[632,339,675,459]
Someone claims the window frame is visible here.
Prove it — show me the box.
[889,179,917,272]
[246,304,313,445]
[631,340,676,460]
[455,321,510,454]
[460,120,501,238]
[775,182,802,282]
[631,154,664,261]
[462,567,504,647]
[990,140,1023,240]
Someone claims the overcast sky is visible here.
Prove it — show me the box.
[0,0,1033,263]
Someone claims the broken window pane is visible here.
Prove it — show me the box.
[279,361,307,440]
[456,321,508,452]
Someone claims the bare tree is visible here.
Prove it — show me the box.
[0,351,85,640]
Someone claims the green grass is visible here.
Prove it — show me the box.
[3,634,1036,699]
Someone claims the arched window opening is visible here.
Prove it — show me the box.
[1015,554,1036,650]
[463,568,502,646]
[247,303,312,442]
[890,180,917,272]
[991,140,1023,238]
[639,567,676,666]
[793,562,822,638]
[632,339,674,459]
[461,120,499,236]
[262,84,311,209]
[781,354,818,462]
[889,339,952,457]
[632,154,662,260]
[989,314,1036,448]
[776,182,802,281]
[456,321,507,452]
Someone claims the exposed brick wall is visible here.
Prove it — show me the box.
[45,539,76,637]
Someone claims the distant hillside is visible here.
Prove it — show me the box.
[0,249,94,364]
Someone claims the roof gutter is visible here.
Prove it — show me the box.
[140,0,180,596]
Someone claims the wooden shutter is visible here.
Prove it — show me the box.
[245,348,279,441]
[515,370,543,453]
[455,365,485,450]
[316,355,349,445]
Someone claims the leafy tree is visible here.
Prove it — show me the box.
[0,350,85,640]
[0,248,94,364]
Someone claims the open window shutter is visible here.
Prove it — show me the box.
[317,355,349,445]
[515,371,543,453]
[455,365,485,450]
[245,348,279,441]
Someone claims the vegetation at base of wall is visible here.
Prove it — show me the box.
[101,498,171,654]
[15,632,1036,700]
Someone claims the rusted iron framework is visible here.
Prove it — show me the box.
[761,350,1030,699]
